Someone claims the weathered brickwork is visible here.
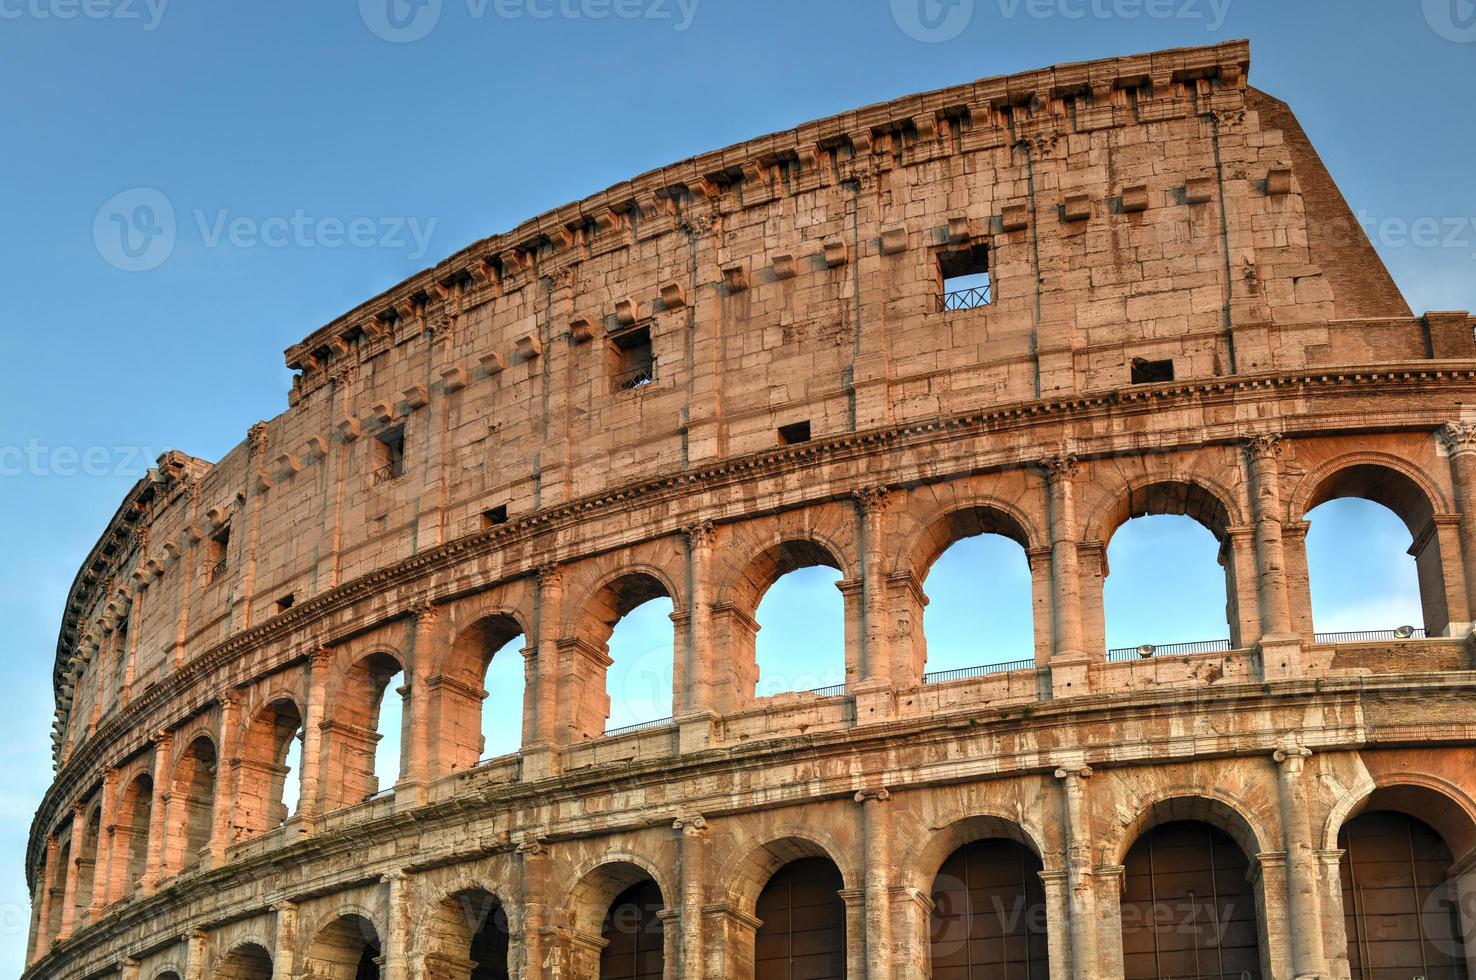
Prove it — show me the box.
[25,41,1476,980]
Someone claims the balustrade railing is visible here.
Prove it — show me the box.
[605,716,673,738]
[924,659,1036,684]
[942,283,991,311]
[1106,639,1234,662]
[1313,627,1427,644]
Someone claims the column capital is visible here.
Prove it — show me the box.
[1035,454,1079,483]
[1441,421,1476,456]
[380,869,408,886]
[515,834,550,857]
[407,598,439,626]
[853,787,892,805]
[1244,432,1284,460]
[536,563,563,589]
[1273,743,1313,772]
[681,521,715,548]
[307,644,335,670]
[153,729,174,751]
[852,485,891,515]
[1054,764,1093,781]
[672,814,708,835]
[218,692,241,712]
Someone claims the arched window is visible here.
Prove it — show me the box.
[1119,821,1263,980]
[754,858,847,979]
[1102,484,1239,652]
[922,521,1035,677]
[167,736,217,873]
[305,915,382,980]
[323,652,405,808]
[929,838,1048,978]
[427,889,510,980]
[583,573,674,736]
[1341,809,1470,980]
[216,943,273,980]
[45,837,71,941]
[600,879,665,980]
[120,773,153,893]
[729,541,845,700]
[439,615,526,773]
[74,804,101,916]
[237,699,303,838]
[1304,465,1438,634]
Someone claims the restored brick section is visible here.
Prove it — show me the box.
[26,42,1476,980]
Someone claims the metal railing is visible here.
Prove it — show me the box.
[1106,639,1234,662]
[205,558,228,585]
[605,716,673,738]
[807,683,847,698]
[943,284,991,312]
[924,658,1036,684]
[372,461,402,485]
[1313,628,1427,644]
[615,359,657,391]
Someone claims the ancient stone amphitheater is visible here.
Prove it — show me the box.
[25,38,1476,980]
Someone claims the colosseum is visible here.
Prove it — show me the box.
[24,37,1476,980]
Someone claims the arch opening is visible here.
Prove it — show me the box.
[1304,465,1438,634]
[237,698,303,839]
[929,837,1048,979]
[439,615,527,772]
[45,836,71,941]
[588,573,674,736]
[731,540,846,701]
[921,518,1036,677]
[753,857,847,980]
[216,942,273,980]
[1119,821,1264,980]
[599,879,665,980]
[120,772,153,894]
[168,735,217,873]
[306,914,382,980]
[327,651,406,808]
[73,804,101,917]
[426,888,511,980]
[1103,485,1238,652]
[1340,809,1471,980]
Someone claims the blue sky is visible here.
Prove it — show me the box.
[2,1,1472,972]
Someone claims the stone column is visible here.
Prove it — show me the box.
[208,695,240,867]
[703,903,761,980]
[95,767,121,910]
[515,837,550,980]
[1440,421,1476,633]
[32,834,57,963]
[1315,849,1351,980]
[1274,742,1326,980]
[887,885,934,980]
[523,566,563,779]
[297,647,332,831]
[839,887,868,980]
[854,488,896,724]
[184,929,209,980]
[271,901,298,980]
[380,870,411,980]
[1054,763,1098,979]
[400,601,439,806]
[1041,457,1090,697]
[678,523,717,751]
[121,956,141,980]
[1088,865,1125,980]
[141,730,173,894]
[855,788,894,977]
[1245,435,1303,677]
[57,805,83,941]
[672,815,709,977]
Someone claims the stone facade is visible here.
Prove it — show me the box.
[25,40,1476,980]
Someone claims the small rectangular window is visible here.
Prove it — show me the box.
[481,505,508,528]
[939,244,992,312]
[1130,357,1175,384]
[611,325,655,391]
[373,425,406,484]
[275,593,295,614]
[207,526,230,584]
[778,421,811,446]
